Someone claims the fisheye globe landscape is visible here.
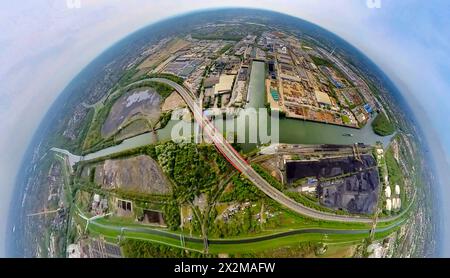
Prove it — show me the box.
[7,8,436,258]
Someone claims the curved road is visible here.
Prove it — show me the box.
[89,217,404,246]
[149,78,411,224]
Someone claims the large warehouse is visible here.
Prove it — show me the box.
[214,74,235,95]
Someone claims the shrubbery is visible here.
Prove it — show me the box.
[372,113,395,136]
[121,239,189,258]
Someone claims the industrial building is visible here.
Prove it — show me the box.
[315,90,332,106]
[214,74,236,95]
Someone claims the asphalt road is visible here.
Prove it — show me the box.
[149,78,410,224]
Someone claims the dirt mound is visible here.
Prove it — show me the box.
[95,155,171,195]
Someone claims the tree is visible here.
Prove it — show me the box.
[372,113,395,136]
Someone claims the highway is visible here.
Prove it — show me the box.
[149,78,408,224]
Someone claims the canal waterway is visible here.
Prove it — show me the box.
[83,60,392,160]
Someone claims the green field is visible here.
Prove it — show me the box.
[86,217,400,257]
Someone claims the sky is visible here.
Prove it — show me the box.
[1,0,449,256]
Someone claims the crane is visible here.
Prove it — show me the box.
[27,208,62,217]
